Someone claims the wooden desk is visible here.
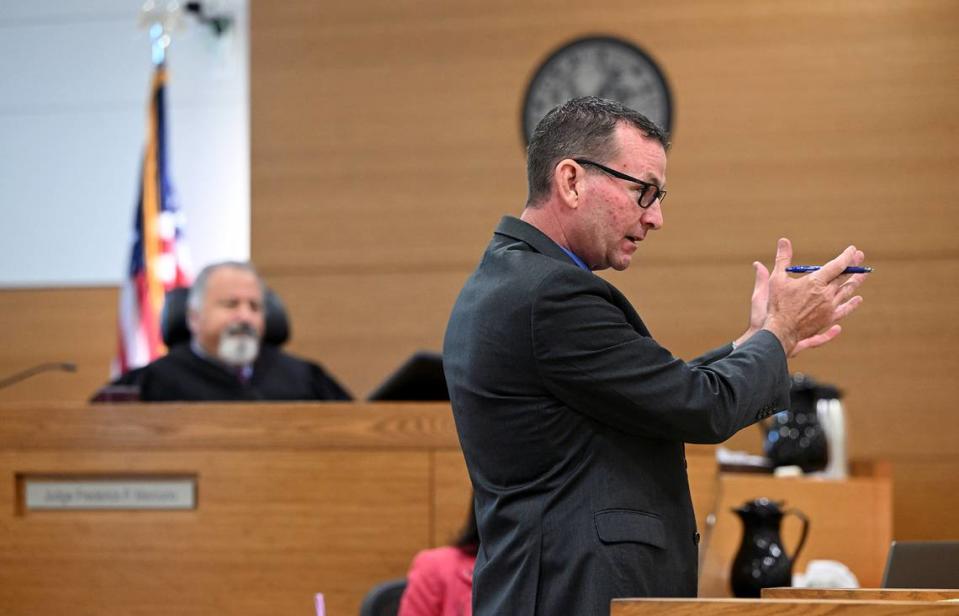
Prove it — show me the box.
[612,598,959,615]
[0,402,463,616]
[763,587,959,601]
[0,402,718,616]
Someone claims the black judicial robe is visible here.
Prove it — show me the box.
[124,344,351,402]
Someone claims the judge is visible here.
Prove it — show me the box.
[120,261,350,402]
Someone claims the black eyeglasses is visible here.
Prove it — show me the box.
[574,158,667,208]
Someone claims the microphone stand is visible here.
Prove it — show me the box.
[0,362,77,390]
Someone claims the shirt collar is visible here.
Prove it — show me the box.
[558,245,590,271]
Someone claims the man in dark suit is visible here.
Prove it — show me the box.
[443,97,867,615]
[116,261,351,402]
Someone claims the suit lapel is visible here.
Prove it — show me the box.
[495,215,651,337]
[494,216,573,264]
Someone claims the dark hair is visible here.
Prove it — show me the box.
[452,497,479,556]
[525,96,670,207]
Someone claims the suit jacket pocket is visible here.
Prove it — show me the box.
[594,509,666,549]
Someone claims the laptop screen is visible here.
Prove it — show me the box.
[882,540,959,588]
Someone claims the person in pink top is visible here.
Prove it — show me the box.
[398,499,478,616]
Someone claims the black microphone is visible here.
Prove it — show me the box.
[0,362,77,390]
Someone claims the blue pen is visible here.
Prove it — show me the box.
[786,266,873,274]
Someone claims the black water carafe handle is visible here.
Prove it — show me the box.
[785,508,810,562]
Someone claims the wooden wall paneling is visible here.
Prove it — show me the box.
[265,270,470,397]
[0,287,116,404]
[251,2,533,274]
[655,0,959,264]
[252,0,959,270]
[889,456,959,541]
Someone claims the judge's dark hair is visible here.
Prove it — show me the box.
[525,96,669,207]
[187,261,266,313]
[452,497,479,557]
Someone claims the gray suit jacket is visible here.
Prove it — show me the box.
[443,216,790,616]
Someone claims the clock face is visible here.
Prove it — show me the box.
[522,36,673,145]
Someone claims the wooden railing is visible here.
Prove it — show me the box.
[763,587,959,600]
[612,598,959,615]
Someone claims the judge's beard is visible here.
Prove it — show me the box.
[217,323,260,367]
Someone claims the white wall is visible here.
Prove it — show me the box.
[0,0,249,287]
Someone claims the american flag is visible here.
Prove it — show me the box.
[114,63,191,375]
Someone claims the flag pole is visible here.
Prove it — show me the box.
[140,20,170,339]
[114,3,192,375]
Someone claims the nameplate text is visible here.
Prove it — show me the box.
[24,478,196,511]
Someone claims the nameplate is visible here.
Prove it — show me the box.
[23,478,196,511]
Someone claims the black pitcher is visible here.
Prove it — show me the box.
[730,498,809,597]
[762,373,838,472]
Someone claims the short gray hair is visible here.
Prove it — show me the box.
[187,261,265,312]
[525,96,669,207]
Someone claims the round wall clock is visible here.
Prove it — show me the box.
[521,36,673,145]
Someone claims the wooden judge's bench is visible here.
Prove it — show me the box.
[0,402,895,615]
